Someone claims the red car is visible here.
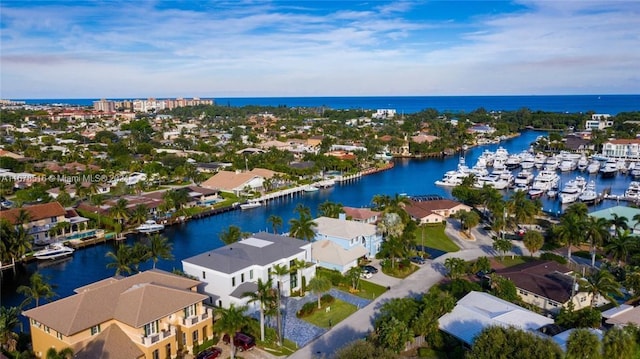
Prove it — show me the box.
[223,332,256,351]
[196,347,222,359]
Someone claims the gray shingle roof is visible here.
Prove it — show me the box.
[182,232,309,274]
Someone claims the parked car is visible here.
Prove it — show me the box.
[222,332,256,351]
[360,270,373,279]
[409,256,426,265]
[196,347,222,359]
[360,265,378,274]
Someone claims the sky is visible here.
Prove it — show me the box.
[1,0,639,99]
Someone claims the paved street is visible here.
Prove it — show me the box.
[288,221,511,359]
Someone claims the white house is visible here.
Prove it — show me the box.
[313,214,382,258]
[585,114,613,131]
[601,139,640,159]
[181,232,315,309]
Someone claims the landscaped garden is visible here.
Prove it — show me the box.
[380,258,419,278]
[414,223,460,252]
[298,295,358,328]
[316,267,388,299]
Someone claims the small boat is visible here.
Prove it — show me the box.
[586,160,601,174]
[240,201,262,210]
[34,242,75,260]
[135,220,165,233]
[579,181,598,204]
[304,185,319,193]
[547,190,558,198]
[600,159,617,178]
[528,189,545,199]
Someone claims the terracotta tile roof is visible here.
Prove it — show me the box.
[608,139,640,145]
[23,269,206,336]
[404,199,468,219]
[342,207,380,221]
[74,323,144,359]
[0,202,66,225]
[495,261,574,303]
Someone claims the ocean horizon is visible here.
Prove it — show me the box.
[11,94,640,115]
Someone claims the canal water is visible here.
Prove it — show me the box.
[1,130,635,323]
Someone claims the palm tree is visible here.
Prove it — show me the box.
[523,230,544,257]
[219,225,248,245]
[105,244,134,276]
[318,200,344,218]
[493,237,513,261]
[271,264,289,346]
[130,242,151,272]
[579,269,623,307]
[130,204,149,226]
[288,215,317,242]
[584,216,611,267]
[109,198,130,237]
[8,225,32,265]
[14,208,32,226]
[290,258,307,294]
[605,229,636,265]
[443,257,467,280]
[308,276,332,309]
[506,190,540,225]
[266,215,283,234]
[610,213,629,234]
[243,278,275,342]
[294,203,311,218]
[380,236,406,269]
[17,272,56,308]
[0,306,20,352]
[214,304,249,359]
[46,347,74,359]
[145,234,174,268]
[168,188,190,210]
[555,212,585,259]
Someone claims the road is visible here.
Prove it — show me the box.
[288,220,512,359]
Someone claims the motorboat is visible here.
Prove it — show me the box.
[559,159,577,172]
[528,188,545,199]
[505,155,522,170]
[514,170,534,186]
[136,220,165,234]
[531,170,560,192]
[544,156,560,171]
[513,183,529,192]
[240,201,262,210]
[631,168,640,179]
[577,155,589,171]
[534,153,547,169]
[586,160,601,174]
[617,160,628,173]
[625,181,640,199]
[559,176,587,204]
[304,185,319,192]
[600,159,618,178]
[579,181,598,204]
[547,189,558,198]
[34,242,75,260]
[474,174,509,190]
[374,151,393,161]
[520,153,536,169]
[435,170,466,187]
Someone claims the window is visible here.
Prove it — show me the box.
[51,216,58,223]
[202,271,206,279]
[144,320,159,336]
[268,267,272,279]
[90,324,101,335]
[44,326,50,334]
[192,330,198,345]
[290,272,297,289]
[183,304,197,318]
[152,349,160,359]
[57,332,63,340]
[249,269,253,280]
[165,344,171,359]
[241,273,245,283]
[232,277,236,287]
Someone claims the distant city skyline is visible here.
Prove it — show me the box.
[1,1,639,99]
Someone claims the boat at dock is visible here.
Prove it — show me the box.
[304,185,319,193]
[579,181,598,204]
[600,159,618,178]
[240,201,262,210]
[135,220,165,234]
[33,242,75,260]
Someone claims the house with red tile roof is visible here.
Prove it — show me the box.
[0,202,68,244]
[404,199,471,224]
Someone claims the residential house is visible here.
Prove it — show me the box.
[182,232,315,308]
[312,239,368,274]
[589,205,640,234]
[313,214,382,259]
[603,304,640,327]
[601,139,640,159]
[404,199,471,224]
[438,291,554,346]
[0,202,68,244]
[585,114,613,131]
[200,168,278,195]
[494,261,596,313]
[22,269,212,359]
[342,207,381,224]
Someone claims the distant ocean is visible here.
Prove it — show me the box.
[15,94,640,115]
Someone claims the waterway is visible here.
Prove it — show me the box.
[1,129,636,326]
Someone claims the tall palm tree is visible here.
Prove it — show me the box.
[266,215,283,234]
[584,216,611,267]
[17,272,56,308]
[214,304,249,359]
[145,234,174,269]
[380,236,406,269]
[9,226,32,265]
[318,200,344,218]
[0,306,21,352]
[610,213,629,234]
[294,204,311,218]
[506,190,540,225]
[219,225,248,245]
[105,244,134,276]
[308,276,332,309]
[290,258,307,294]
[288,215,317,242]
[243,278,275,342]
[130,204,149,226]
[271,264,289,346]
[555,212,585,259]
[605,229,636,265]
[14,208,32,226]
[109,198,130,236]
[579,269,623,307]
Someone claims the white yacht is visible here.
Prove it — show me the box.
[505,155,522,170]
[520,153,536,169]
[559,176,587,204]
[600,159,618,178]
[559,159,577,172]
[514,170,534,186]
[544,156,560,171]
[625,181,640,199]
[577,155,589,171]
[579,181,598,204]
[135,220,165,233]
[586,160,601,174]
[240,201,262,210]
[474,174,510,190]
[531,170,560,192]
[534,153,547,169]
[34,242,75,260]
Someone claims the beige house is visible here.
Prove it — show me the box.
[0,202,68,244]
[342,207,381,224]
[404,199,471,224]
[200,168,278,195]
[312,239,368,274]
[495,261,595,314]
[22,269,212,359]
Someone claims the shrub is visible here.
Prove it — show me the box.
[297,302,317,318]
[321,294,335,305]
[540,252,568,264]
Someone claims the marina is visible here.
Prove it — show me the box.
[2,129,639,327]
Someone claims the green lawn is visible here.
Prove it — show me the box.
[351,280,388,300]
[381,262,419,278]
[302,299,358,328]
[493,255,535,268]
[415,224,460,253]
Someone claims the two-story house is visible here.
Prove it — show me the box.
[182,232,315,308]
[342,207,381,224]
[0,202,68,244]
[22,269,212,358]
[601,139,640,160]
[312,214,382,259]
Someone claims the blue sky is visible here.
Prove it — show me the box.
[1,0,639,99]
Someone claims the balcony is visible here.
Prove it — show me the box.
[141,325,175,346]
[182,307,212,327]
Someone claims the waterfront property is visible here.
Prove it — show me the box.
[404,199,471,224]
[494,261,595,314]
[438,291,554,346]
[589,205,640,233]
[181,232,315,307]
[312,239,368,274]
[601,138,640,159]
[341,206,381,224]
[312,214,382,258]
[200,168,279,195]
[22,269,212,359]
